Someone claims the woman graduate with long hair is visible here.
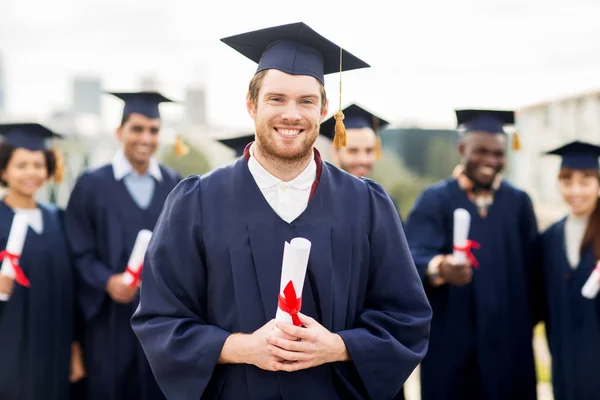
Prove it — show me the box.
[542,140,600,400]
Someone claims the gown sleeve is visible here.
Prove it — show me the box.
[404,186,449,287]
[131,176,231,399]
[64,174,114,320]
[336,179,432,400]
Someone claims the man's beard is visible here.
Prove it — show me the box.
[255,122,316,162]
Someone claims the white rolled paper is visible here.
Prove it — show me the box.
[1,213,29,279]
[121,229,152,287]
[453,208,472,265]
[581,261,600,299]
[275,237,312,325]
[0,213,29,300]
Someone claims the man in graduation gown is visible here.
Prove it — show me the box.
[131,22,432,400]
[64,92,182,400]
[404,109,541,400]
[320,104,402,219]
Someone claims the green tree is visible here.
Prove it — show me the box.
[425,135,460,180]
[158,144,211,178]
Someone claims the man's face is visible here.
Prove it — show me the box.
[458,131,506,189]
[247,69,328,162]
[333,127,377,177]
[116,113,160,166]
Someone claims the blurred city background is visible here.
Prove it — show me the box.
[3,0,600,398]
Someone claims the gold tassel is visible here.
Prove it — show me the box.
[333,111,347,148]
[373,116,381,159]
[52,147,65,183]
[174,134,190,157]
[375,137,382,159]
[332,47,347,148]
[511,131,521,151]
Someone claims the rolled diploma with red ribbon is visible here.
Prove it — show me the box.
[453,208,471,265]
[0,213,29,300]
[121,229,152,287]
[275,237,311,326]
[581,261,600,299]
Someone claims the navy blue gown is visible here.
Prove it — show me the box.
[131,154,432,400]
[0,201,76,400]
[64,164,180,400]
[404,178,541,400]
[542,218,600,400]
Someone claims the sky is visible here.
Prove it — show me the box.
[2,0,600,132]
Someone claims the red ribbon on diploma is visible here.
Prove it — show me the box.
[278,281,303,326]
[0,250,31,287]
[453,240,481,268]
[125,263,143,288]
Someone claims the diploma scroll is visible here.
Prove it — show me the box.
[581,261,600,300]
[0,213,31,298]
[275,237,312,326]
[452,208,480,267]
[121,230,152,288]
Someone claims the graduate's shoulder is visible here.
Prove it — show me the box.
[498,180,535,206]
[158,164,182,182]
[541,216,567,239]
[73,164,114,187]
[166,159,239,201]
[413,178,457,205]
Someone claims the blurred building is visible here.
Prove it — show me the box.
[510,90,600,225]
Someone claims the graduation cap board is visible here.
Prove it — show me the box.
[108,91,175,121]
[220,22,370,148]
[0,123,65,182]
[217,134,255,158]
[455,109,521,150]
[544,140,600,170]
[320,104,389,158]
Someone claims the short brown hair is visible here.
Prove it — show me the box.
[247,70,327,111]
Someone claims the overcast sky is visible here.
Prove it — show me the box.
[2,0,600,131]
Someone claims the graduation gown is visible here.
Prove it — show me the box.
[542,218,600,400]
[131,155,432,400]
[0,201,75,400]
[404,178,540,400]
[64,164,180,400]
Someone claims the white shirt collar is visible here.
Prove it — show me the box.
[247,143,316,190]
[112,150,163,181]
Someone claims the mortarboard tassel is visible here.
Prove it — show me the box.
[332,47,347,148]
[52,147,65,183]
[373,116,382,159]
[174,134,190,157]
[375,137,382,159]
[512,131,521,151]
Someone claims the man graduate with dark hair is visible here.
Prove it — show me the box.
[65,91,182,400]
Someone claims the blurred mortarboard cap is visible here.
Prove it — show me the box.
[544,140,600,170]
[0,123,61,151]
[320,104,389,141]
[107,91,175,120]
[221,22,370,148]
[217,134,255,158]
[455,109,521,150]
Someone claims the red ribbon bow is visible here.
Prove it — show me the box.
[277,281,303,326]
[125,263,143,288]
[0,250,31,287]
[453,240,481,268]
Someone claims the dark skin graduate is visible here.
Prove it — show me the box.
[436,131,507,286]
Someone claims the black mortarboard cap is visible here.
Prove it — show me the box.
[108,91,174,120]
[544,140,600,170]
[217,134,255,157]
[0,123,61,151]
[320,104,389,141]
